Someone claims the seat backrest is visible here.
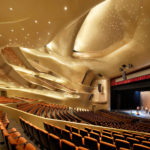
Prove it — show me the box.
[48,133,60,150]
[142,141,150,147]
[72,126,79,133]
[25,143,36,150]
[126,137,139,146]
[92,129,101,135]
[62,129,71,141]
[89,132,100,142]
[133,143,150,150]
[102,131,112,137]
[113,134,124,140]
[61,139,76,150]
[84,136,98,150]
[72,132,83,146]
[54,126,62,137]
[65,124,72,132]
[84,127,92,133]
[80,129,88,137]
[101,135,113,144]
[100,141,116,150]
[115,139,130,150]
[78,146,89,150]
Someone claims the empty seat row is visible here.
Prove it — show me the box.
[44,122,150,150]
[20,117,88,150]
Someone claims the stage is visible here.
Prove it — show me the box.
[114,110,150,119]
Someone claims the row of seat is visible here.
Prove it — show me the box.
[74,110,150,133]
[17,102,82,123]
[44,122,150,150]
[0,117,36,150]
[19,117,88,150]
[0,96,21,104]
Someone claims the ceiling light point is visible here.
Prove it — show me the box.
[48,21,51,24]
[10,29,14,32]
[48,32,50,35]
[36,32,39,34]
[27,33,30,36]
[21,27,25,31]
[64,6,68,11]
[34,20,38,24]
[9,7,13,11]
[0,34,2,37]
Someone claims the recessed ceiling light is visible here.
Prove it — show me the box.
[27,33,30,36]
[48,32,50,35]
[10,29,14,32]
[64,6,68,11]
[48,21,51,24]
[15,38,18,41]
[9,39,12,42]
[21,27,25,31]
[9,7,13,11]
[0,34,2,37]
[34,20,38,24]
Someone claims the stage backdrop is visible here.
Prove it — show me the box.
[141,91,150,108]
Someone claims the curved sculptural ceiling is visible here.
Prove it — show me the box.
[0,0,150,80]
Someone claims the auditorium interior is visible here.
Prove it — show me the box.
[0,0,150,150]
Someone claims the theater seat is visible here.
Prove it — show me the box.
[80,129,88,137]
[92,129,101,135]
[89,132,100,142]
[84,127,92,133]
[24,143,36,150]
[101,135,114,144]
[113,134,125,140]
[62,129,71,141]
[38,129,49,149]
[119,148,130,150]
[133,143,150,150]
[100,141,116,150]
[16,143,36,150]
[65,124,72,132]
[61,139,76,150]
[142,141,150,147]
[126,137,139,147]
[55,126,62,137]
[72,132,83,146]
[78,146,89,150]
[135,136,146,143]
[115,139,130,150]
[72,126,79,133]
[84,136,99,150]
[48,133,60,150]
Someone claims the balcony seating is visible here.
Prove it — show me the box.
[0,96,21,104]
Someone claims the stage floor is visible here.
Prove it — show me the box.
[117,110,150,119]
